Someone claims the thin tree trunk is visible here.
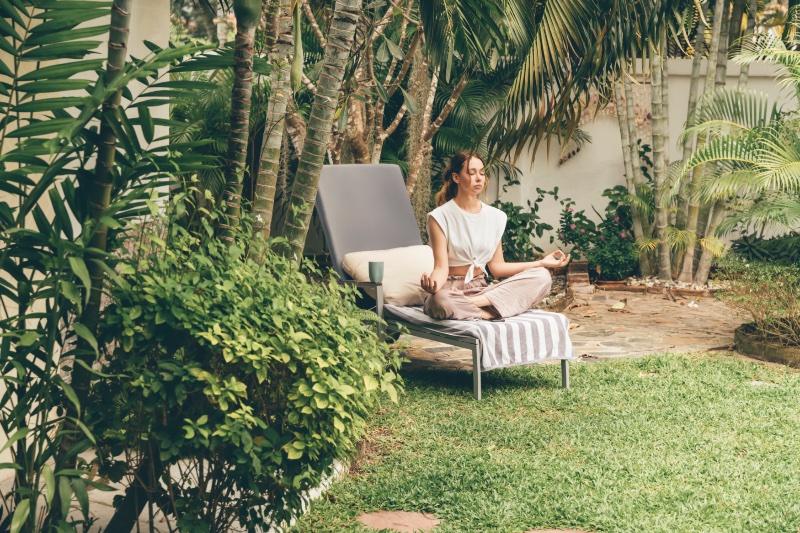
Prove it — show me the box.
[347,100,371,163]
[678,0,726,283]
[738,0,758,89]
[677,4,708,231]
[651,39,672,280]
[253,0,292,239]
[406,62,438,196]
[615,82,650,276]
[53,0,133,522]
[729,0,747,46]
[623,73,652,247]
[279,0,362,261]
[715,0,731,87]
[217,0,229,46]
[694,198,727,283]
[193,0,218,43]
[219,0,262,243]
[406,71,469,195]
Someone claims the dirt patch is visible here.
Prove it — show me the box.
[357,510,442,532]
[349,426,400,475]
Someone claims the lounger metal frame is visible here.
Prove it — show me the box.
[364,283,569,401]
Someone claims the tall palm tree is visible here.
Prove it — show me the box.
[219,0,262,243]
[279,0,364,261]
[678,31,800,280]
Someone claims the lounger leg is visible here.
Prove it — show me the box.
[472,341,481,401]
[561,359,570,389]
[376,284,384,342]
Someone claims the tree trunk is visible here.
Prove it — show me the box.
[738,0,758,89]
[615,82,649,276]
[217,0,229,46]
[252,0,293,239]
[728,0,747,46]
[406,63,438,196]
[694,198,727,283]
[651,39,672,280]
[678,0,726,283]
[279,0,362,261]
[53,0,133,522]
[219,0,262,243]
[677,3,708,231]
[715,0,731,88]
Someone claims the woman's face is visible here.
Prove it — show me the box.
[453,156,486,195]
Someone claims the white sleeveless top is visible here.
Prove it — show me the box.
[427,200,507,283]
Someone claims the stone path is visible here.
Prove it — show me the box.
[402,289,746,372]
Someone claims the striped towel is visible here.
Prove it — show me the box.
[384,306,574,371]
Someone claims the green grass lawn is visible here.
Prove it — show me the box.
[292,353,800,532]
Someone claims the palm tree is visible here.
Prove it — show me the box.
[677,31,800,280]
[219,0,262,243]
[279,0,364,261]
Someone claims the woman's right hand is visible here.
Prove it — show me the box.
[420,272,439,294]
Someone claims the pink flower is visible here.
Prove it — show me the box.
[620,232,626,238]
[559,233,564,239]
[600,236,605,241]
[580,228,585,233]
[570,224,576,230]
[614,217,620,222]
[568,207,574,212]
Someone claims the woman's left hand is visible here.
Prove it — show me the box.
[540,250,571,269]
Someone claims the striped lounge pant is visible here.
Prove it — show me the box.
[422,268,552,321]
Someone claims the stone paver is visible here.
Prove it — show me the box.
[401,290,746,372]
[357,510,442,532]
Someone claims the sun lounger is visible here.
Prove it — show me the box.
[315,164,574,400]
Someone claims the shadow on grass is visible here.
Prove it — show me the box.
[399,364,560,397]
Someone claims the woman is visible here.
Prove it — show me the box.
[421,152,570,320]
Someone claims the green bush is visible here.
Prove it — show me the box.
[731,233,800,264]
[716,255,800,347]
[91,205,402,531]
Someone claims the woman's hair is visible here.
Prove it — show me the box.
[434,152,485,207]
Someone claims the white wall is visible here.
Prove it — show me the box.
[505,59,789,252]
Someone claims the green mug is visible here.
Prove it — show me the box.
[368,261,384,283]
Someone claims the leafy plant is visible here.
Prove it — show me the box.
[1,1,214,530]
[89,200,403,531]
[731,233,800,264]
[716,255,800,347]
[491,180,555,262]
[556,199,597,261]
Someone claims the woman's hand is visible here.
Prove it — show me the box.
[539,250,571,269]
[420,273,440,294]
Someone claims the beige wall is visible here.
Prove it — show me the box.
[504,59,789,253]
[0,0,169,482]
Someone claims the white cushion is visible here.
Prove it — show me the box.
[342,245,433,306]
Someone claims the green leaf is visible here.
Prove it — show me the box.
[399,86,419,115]
[36,1,113,9]
[384,36,405,60]
[375,79,389,103]
[0,33,17,56]
[10,498,30,533]
[43,464,56,510]
[16,331,39,347]
[0,0,26,26]
[58,379,81,414]
[138,106,154,144]
[58,476,71,519]
[0,428,29,456]
[25,24,109,47]
[0,15,22,41]
[30,10,107,34]
[72,478,89,518]
[68,256,91,295]
[72,322,98,353]
[20,41,102,61]
[18,59,103,81]
[13,97,85,112]
[6,118,74,138]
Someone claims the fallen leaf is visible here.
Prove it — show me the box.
[611,301,626,309]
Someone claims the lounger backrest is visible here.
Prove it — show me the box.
[316,164,422,277]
